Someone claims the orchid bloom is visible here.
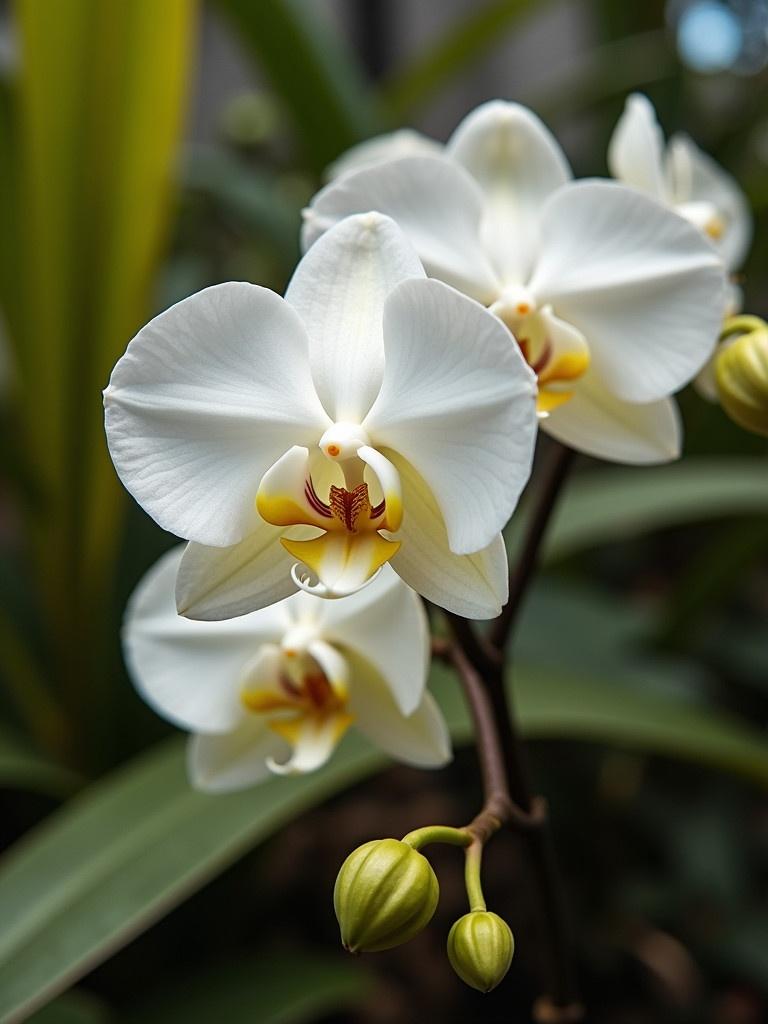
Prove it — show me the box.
[304,101,728,465]
[607,94,755,403]
[124,550,450,790]
[105,213,537,621]
[608,93,751,277]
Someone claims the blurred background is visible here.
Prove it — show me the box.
[0,1,767,1022]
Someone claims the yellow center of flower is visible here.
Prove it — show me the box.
[490,290,590,416]
[241,647,354,772]
[255,435,403,599]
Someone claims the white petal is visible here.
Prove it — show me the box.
[286,213,424,423]
[542,370,682,464]
[188,723,285,793]
[386,452,509,619]
[364,278,537,554]
[347,651,451,768]
[447,100,571,283]
[326,128,443,181]
[528,180,726,403]
[314,565,430,716]
[123,546,287,734]
[176,517,297,621]
[303,156,500,303]
[667,133,752,271]
[607,93,668,201]
[104,283,330,547]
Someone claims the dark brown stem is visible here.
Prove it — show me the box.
[490,442,575,651]
[446,439,583,1020]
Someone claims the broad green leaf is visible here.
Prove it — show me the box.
[1,659,767,1021]
[120,954,368,1024]
[381,0,546,122]
[521,459,768,564]
[217,0,380,172]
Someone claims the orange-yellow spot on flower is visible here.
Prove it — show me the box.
[516,302,531,316]
[706,216,725,241]
[326,443,341,457]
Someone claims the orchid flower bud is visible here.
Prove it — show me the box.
[334,839,439,953]
[447,911,515,992]
[716,318,768,438]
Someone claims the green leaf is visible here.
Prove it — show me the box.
[217,0,380,172]
[121,954,368,1024]
[523,459,768,563]
[381,0,546,122]
[182,146,300,262]
[13,0,199,743]
[1,655,767,1021]
[26,992,109,1024]
[0,734,381,1023]
[0,723,80,798]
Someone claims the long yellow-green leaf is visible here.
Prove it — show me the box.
[0,662,767,1021]
[15,0,198,717]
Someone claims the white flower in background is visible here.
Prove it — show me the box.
[304,101,728,465]
[608,93,751,277]
[326,128,441,181]
[105,213,537,622]
[124,550,450,791]
[607,94,754,404]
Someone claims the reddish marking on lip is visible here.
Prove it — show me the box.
[305,477,333,518]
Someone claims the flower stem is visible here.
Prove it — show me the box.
[446,439,583,1021]
[464,840,486,913]
[401,825,471,850]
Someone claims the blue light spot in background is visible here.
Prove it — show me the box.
[677,1,743,72]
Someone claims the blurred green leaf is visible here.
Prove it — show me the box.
[13,0,199,762]
[1,654,767,1020]
[523,459,768,563]
[26,991,110,1024]
[182,145,300,261]
[217,0,380,172]
[381,0,546,122]
[524,30,676,125]
[121,954,368,1024]
[0,722,80,798]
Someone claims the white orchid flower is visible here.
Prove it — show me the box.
[608,95,754,404]
[105,212,537,621]
[304,100,727,465]
[608,93,751,276]
[124,550,450,791]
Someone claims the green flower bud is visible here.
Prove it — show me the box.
[716,323,768,438]
[447,911,515,993]
[333,838,439,953]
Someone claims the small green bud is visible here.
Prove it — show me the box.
[334,838,439,953]
[716,321,768,438]
[447,911,515,992]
